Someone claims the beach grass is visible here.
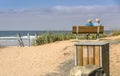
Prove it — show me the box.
[32,32,108,45]
[32,32,76,45]
[77,34,107,40]
[110,30,120,36]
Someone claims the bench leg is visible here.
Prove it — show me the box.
[96,34,99,39]
[75,34,78,40]
[87,34,90,40]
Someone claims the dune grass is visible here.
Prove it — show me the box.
[32,31,108,46]
[32,32,76,45]
[110,30,120,36]
[32,29,120,46]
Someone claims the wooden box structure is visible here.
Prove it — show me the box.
[74,42,109,76]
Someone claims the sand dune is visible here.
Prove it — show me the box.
[0,41,76,76]
[0,36,120,76]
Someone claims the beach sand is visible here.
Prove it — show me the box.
[0,41,76,76]
[0,36,120,76]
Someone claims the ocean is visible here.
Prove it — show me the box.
[0,30,111,46]
[0,31,44,46]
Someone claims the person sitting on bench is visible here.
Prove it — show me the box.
[85,19,94,26]
[85,19,94,39]
[94,18,102,39]
[94,18,102,26]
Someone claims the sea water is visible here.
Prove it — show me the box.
[0,31,45,46]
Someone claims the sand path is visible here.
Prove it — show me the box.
[0,36,120,76]
[0,41,75,76]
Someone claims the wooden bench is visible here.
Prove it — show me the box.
[72,26,104,39]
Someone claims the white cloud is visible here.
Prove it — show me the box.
[2,5,119,15]
[52,5,120,15]
[0,5,120,30]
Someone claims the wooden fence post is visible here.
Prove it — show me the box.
[17,33,24,47]
[35,32,38,45]
[27,33,30,47]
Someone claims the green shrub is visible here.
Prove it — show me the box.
[99,34,108,38]
[33,32,76,45]
[110,30,120,36]
[32,32,108,46]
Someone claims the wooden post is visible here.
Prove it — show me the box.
[102,44,110,76]
[87,34,89,40]
[27,33,30,47]
[94,46,100,66]
[83,46,88,66]
[17,33,21,47]
[76,46,83,66]
[72,26,77,34]
[35,32,38,45]
[96,26,100,39]
[72,26,78,40]
[88,46,94,64]
[17,33,24,47]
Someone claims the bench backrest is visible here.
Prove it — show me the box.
[72,26,77,34]
[72,26,104,34]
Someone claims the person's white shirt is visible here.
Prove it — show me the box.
[94,22,102,26]
[94,19,102,26]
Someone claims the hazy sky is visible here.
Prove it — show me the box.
[0,0,120,30]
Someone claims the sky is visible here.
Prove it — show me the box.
[0,0,120,31]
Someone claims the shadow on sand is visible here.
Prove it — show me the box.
[45,59,75,76]
[0,46,7,49]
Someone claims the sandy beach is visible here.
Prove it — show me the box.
[0,36,120,76]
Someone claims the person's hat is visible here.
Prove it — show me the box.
[87,19,92,22]
[96,19,100,22]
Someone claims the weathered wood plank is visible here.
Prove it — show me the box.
[83,46,88,66]
[17,33,24,47]
[72,26,77,34]
[77,46,83,66]
[102,44,110,76]
[94,46,100,66]
[78,26,104,34]
[88,46,94,64]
